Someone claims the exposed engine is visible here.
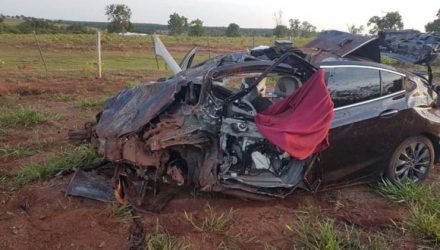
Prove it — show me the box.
[218,117,308,190]
[219,118,281,174]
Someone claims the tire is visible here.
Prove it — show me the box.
[385,135,434,183]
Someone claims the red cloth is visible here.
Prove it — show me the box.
[256,70,334,160]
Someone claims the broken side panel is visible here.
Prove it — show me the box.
[379,30,440,65]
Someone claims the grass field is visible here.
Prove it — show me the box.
[0,34,313,82]
[1,33,440,249]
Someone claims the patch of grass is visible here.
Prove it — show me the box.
[74,97,105,110]
[287,216,389,250]
[0,144,35,160]
[376,179,440,247]
[381,57,400,65]
[288,218,340,250]
[145,219,188,250]
[107,203,136,220]
[184,204,234,232]
[125,80,139,89]
[376,179,435,205]
[54,94,75,102]
[0,107,48,129]
[408,204,440,245]
[15,144,101,187]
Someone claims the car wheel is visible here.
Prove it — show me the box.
[386,135,434,183]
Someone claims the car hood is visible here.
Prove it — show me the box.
[95,77,188,138]
[94,52,255,139]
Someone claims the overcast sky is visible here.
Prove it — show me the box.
[1,0,439,31]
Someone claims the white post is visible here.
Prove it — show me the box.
[96,31,102,79]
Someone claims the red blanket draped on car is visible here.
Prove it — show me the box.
[255,69,334,160]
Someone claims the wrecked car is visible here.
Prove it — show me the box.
[69,30,440,208]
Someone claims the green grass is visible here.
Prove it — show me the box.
[15,144,101,187]
[287,217,389,250]
[376,180,440,246]
[107,203,135,220]
[184,204,234,232]
[0,144,35,160]
[376,179,435,205]
[288,218,341,250]
[0,34,313,81]
[0,107,48,129]
[74,97,107,110]
[54,94,75,102]
[381,57,400,65]
[125,80,139,89]
[408,204,440,245]
[145,219,188,250]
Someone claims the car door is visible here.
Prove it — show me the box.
[319,65,408,185]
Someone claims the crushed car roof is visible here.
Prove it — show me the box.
[303,30,381,63]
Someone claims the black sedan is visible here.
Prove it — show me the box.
[68,30,440,204]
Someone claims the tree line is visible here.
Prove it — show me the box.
[1,5,440,36]
[0,15,95,34]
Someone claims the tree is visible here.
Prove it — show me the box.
[289,19,301,36]
[225,23,240,37]
[273,25,289,37]
[426,20,440,34]
[16,18,58,33]
[425,9,440,34]
[0,16,4,34]
[347,24,364,35]
[105,4,132,33]
[188,19,204,37]
[288,19,317,37]
[367,11,403,34]
[300,21,317,37]
[168,13,188,35]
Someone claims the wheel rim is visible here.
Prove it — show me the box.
[394,142,431,182]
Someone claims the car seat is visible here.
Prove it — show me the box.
[274,76,302,98]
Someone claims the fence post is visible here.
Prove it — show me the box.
[96,31,102,79]
[252,34,255,48]
[33,31,48,75]
[207,37,211,59]
[151,35,160,70]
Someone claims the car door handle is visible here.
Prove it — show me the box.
[379,109,398,118]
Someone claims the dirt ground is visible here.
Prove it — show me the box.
[0,64,439,249]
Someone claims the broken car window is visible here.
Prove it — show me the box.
[214,73,262,92]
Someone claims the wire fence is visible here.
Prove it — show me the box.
[0,33,300,80]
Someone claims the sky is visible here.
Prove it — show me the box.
[1,0,439,32]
